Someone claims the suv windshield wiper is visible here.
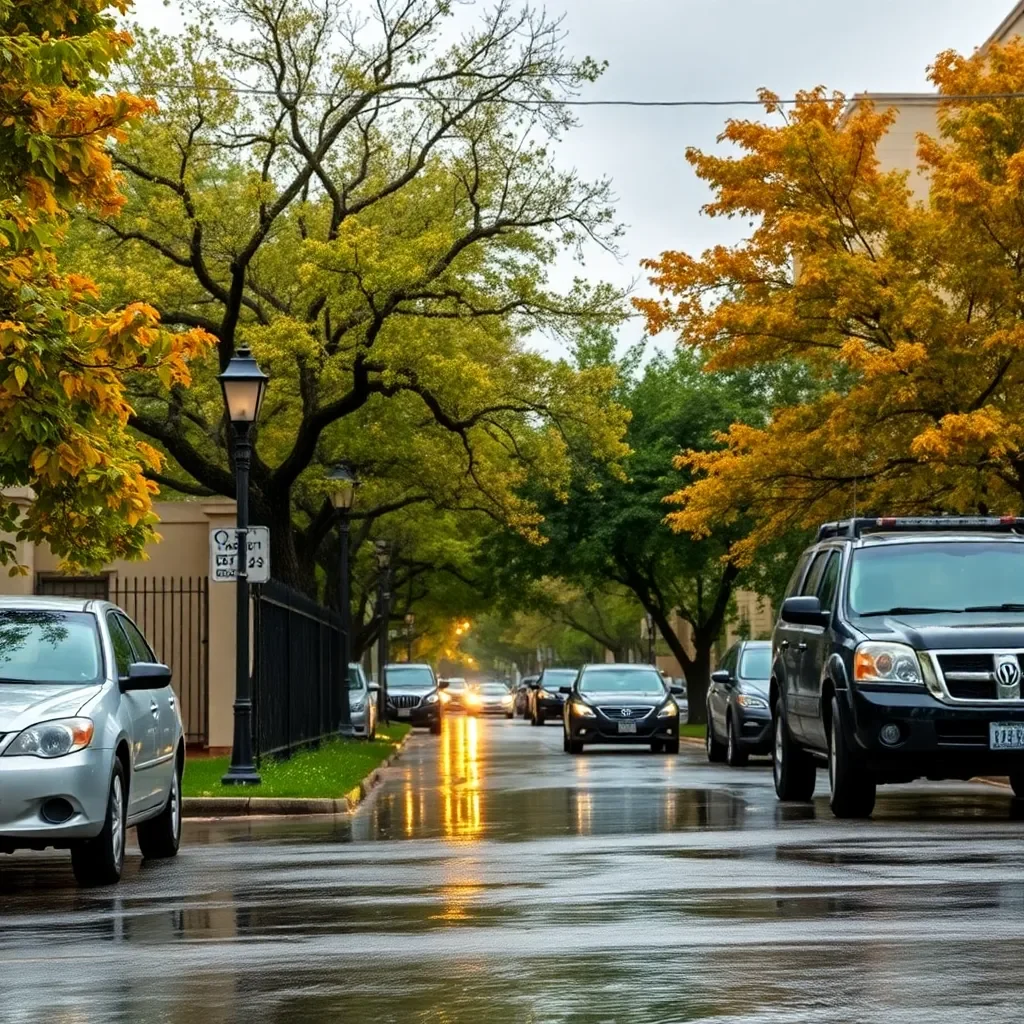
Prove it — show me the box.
[963,603,1024,613]
[858,606,964,617]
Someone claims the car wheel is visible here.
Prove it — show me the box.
[505,712,514,720]
[535,709,545,727]
[567,737,584,754]
[726,715,749,767]
[828,698,876,818]
[664,737,681,755]
[772,700,816,802]
[138,758,183,860]
[562,730,570,752]
[430,720,442,736]
[71,759,127,887]
[1010,771,1024,799]
[705,707,726,763]
[651,739,664,754]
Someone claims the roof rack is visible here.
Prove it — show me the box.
[817,516,1024,541]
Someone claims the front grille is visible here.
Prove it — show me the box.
[598,706,654,720]
[932,651,1024,701]
[937,654,993,674]
[946,677,998,700]
[935,722,988,746]
[389,693,421,709]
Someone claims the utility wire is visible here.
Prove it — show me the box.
[121,82,1024,107]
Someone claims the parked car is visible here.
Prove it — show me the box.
[0,598,184,887]
[529,668,579,725]
[441,677,470,713]
[514,676,538,717]
[772,516,1024,819]
[384,664,448,735]
[466,681,515,718]
[706,641,771,766]
[348,663,377,740]
[562,664,685,754]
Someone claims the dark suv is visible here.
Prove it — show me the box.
[771,517,1024,818]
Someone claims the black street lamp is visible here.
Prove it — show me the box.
[328,462,360,735]
[404,611,415,662]
[219,345,269,786]
[645,612,656,666]
[375,540,392,724]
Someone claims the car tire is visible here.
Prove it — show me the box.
[772,700,816,802]
[567,737,584,754]
[534,709,545,727]
[726,715,749,767]
[828,698,876,818]
[1010,772,1024,799]
[430,720,442,736]
[505,712,514,720]
[664,737,680,755]
[651,740,664,753]
[71,759,127,887]
[137,759,182,860]
[706,707,727,763]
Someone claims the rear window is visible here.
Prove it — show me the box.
[541,670,577,685]
[848,542,1024,614]
[0,610,102,686]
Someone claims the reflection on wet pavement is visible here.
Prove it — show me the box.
[3,716,1024,1022]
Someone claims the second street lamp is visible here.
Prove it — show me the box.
[219,345,269,787]
[328,462,360,735]
[375,540,391,724]
[404,611,415,662]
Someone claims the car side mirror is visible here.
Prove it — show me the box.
[670,685,686,697]
[711,670,732,685]
[121,662,172,691]
[781,595,830,627]
[368,682,380,693]
[438,680,450,690]
[558,686,572,695]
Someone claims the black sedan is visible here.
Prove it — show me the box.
[562,664,684,754]
[705,640,772,766]
[529,668,578,725]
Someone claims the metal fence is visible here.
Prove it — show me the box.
[252,579,343,762]
[35,574,210,747]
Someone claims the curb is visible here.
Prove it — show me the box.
[182,731,411,818]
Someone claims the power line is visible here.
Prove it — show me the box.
[122,81,1024,107]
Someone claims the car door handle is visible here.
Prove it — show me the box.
[167,694,176,708]
[779,640,790,649]
[150,700,160,719]
[797,642,808,651]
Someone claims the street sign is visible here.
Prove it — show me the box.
[210,526,271,584]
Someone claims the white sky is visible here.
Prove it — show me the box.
[131,0,1012,352]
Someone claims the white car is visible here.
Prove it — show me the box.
[0,597,183,886]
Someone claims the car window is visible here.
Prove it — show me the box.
[117,614,156,663]
[800,551,829,597]
[816,552,842,612]
[387,665,435,689]
[719,646,737,675]
[348,665,366,691]
[739,646,771,680]
[783,552,813,600]
[0,610,103,686]
[106,612,134,677]
[578,667,666,695]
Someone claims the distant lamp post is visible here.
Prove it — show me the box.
[404,611,416,662]
[328,462,360,735]
[219,346,269,787]
[645,612,656,666]
[375,540,392,723]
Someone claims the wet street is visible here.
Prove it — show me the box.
[3,717,1024,1023]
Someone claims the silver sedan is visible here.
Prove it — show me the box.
[348,663,378,739]
[0,597,183,886]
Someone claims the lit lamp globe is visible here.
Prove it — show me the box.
[218,346,269,425]
[327,462,359,511]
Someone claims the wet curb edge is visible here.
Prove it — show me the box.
[181,731,411,819]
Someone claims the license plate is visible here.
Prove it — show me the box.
[990,722,1024,750]
[397,708,411,720]
[618,722,637,734]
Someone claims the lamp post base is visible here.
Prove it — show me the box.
[221,766,262,786]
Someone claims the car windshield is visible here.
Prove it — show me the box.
[0,610,102,685]
[849,542,1024,615]
[739,647,771,680]
[347,666,365,690]
[446,679,468,692]
[541,670,577,687]
[579,668,666,695]
[479,683,508,694]
[387,666,434,689]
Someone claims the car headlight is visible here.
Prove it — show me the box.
[502,695,513,705]
[854,642,923,686]
[3,718,95,758]
[571,701,595,717]
[350,698,365,711]
[439,691,452,704]
[424,692,439,704]
[467,693,481,705]
[657,701,678,718]
[736,694,769,709]
[539,689,556,700]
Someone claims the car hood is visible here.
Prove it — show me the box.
[738,681,769,699]
[0,683,103,733]
[855,616,1024,650]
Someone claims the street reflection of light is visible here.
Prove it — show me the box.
[664,787,676,827]
[404,784,415,837]
[575,791,592,835]
[431,882,484,922]
[437,716,484,842]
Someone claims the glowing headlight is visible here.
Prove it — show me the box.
[854,642,923,686]
[571,701,595,717]
[3,718,94,758]
[467,693,481,705]
[501,695,513,705]
[439,691,452,704]
[657,702,678,718]
[736,694,769,709]
[424,692,439,704]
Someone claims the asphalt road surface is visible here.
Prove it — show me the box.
[3,717,1024,1024]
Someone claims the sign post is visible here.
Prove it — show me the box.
[211,526,271,584]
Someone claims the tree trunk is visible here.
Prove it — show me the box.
[684,645,713,725]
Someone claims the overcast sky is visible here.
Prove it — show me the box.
[132,0,1012,351]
